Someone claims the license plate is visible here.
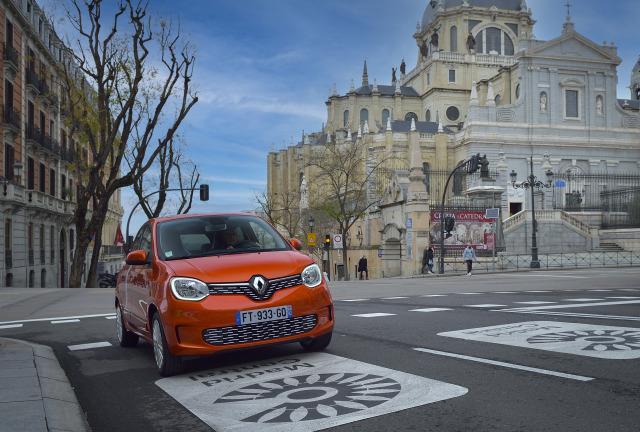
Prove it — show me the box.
[236,305,293,325]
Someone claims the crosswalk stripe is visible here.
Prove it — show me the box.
[352,313,396,318]
[0,324,23,330]
[68,341,112,351]
[410,308,452,313]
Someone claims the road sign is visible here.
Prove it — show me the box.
[332,234,343,250]
[555,179,567,188]
[485,208,500,219]
[307,233,317,247]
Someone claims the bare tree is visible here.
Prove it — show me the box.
[132,137,200,218]
[255,191,302,239]
[307,137,391,281]
[61,0,198,287]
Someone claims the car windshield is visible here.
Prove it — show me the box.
[156,215,291,261]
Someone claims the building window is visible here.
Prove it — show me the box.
[449,69,456,83]
[29,270,35,288]
[6,19,14,47]
[28,223,34,265]
[475,27,515,56]
[405,112,418,122]
[382,109,390,126]
[39,224,45,264]
[565,89,580,119]
[27,158,34,189]
[39,163,45,192]
[425,109,431,122]
[427,72,431,86]
[50,225,55,264]
[4,219,11,269]
[450,26,458,52]
[61,174,67,200]
[446,106,460,122]
[49,168,56,196]
[69,179,74,202]
[343,110,349,128]
[41,269,46,288]
[515,84,521,100]
[423,162,431,193]
[5,79,14,111]
[359,108,368,127]
[5,273,12,287]
[4,143,15,181]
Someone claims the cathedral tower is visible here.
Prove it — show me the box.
[632,56,640,101]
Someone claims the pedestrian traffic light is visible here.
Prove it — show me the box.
[324,235,331,250]
[444,216,455,239]
[199,184,209,201]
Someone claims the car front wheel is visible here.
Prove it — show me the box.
[300,331,332,352]
[152,313,183,377]
[116,305,139,347]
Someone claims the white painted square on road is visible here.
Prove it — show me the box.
[352,313,396,318]
[156,353,468,432]
[439,321,640,360]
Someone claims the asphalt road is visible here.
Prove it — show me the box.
[1,268,639,432]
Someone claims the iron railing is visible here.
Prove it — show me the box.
[3,105,21,130]
[551,172,640,211]
[3,43,19,69]
[25,68,43,93]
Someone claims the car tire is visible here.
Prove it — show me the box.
[116,306,139,347]
[300,331,332,352]
[152,313,183,377]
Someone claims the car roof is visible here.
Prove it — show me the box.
[151,212,259,224]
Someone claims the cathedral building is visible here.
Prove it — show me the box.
[267,0,640,278]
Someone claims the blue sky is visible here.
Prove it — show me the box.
[48,0,640,236]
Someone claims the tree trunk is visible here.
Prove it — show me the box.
[341,227,350,281]
[68,234,89,288]
[86,234,103,288]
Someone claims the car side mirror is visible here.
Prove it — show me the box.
[126,249,148,266]
[289,238,303,251]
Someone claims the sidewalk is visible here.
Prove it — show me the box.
[0,338,90,432]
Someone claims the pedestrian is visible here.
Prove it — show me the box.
[358,255,368,280]
[462,244,477,276]
[422,246,435,274]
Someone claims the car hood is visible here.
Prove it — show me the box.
[162,250,314,283]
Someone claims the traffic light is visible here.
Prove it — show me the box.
[199,184,209,201]
[324,235,331,250]
[444,216,455,239]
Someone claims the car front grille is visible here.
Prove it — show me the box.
[202,314,317,346]
[208,274,303,301]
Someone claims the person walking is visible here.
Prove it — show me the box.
[357,256,368,280]
[423,246,435,274]
[462,244,477,276]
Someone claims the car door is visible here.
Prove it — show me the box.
[127,223,153,334]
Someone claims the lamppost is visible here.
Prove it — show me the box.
[510,157,554,269]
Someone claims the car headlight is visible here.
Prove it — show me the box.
[301,264,322,288]
[170,277,209,301]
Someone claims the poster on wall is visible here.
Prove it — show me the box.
[430,210,494,252]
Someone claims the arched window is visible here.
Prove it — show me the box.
[494,94,502,106]
[515,84,521,100]
[425,109,431,122]
[423,162,431,193]
[343,110,350,128]
[360,108,369,127]
[382,109,391,126]
[450,26,458,52]
[40,269,46,288]
[405,112,418,122]
[475,27,515,56]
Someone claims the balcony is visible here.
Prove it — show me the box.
[2,105,21,136]
[25,125,60,158]
[26,189,76,218]
[3,43,19,79]
[25,69,45,96]
[4,251,12,269]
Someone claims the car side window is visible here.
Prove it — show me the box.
[139,225,152,258]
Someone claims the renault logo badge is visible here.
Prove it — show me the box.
[250,276,268,296]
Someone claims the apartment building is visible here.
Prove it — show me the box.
[0,0,124,287]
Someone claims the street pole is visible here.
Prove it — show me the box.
[529,156,541,269]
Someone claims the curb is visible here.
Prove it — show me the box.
[0,338,90,432]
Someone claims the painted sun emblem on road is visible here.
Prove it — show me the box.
[527,330,640,352]
[214,373,402,423]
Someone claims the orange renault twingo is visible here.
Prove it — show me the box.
[115,213,334,376]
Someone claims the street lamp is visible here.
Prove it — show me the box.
[308,216,315,231]
[510,156,554,268]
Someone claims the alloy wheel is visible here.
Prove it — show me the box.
[153,320,164,369]
[115,308,123,343]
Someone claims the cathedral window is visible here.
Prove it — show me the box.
[475,27,515,56]
[360,108,369,127]
[425,109,431,122]
[405,112,418,122]
[494,95,501,106]
[446,106,460,122]
[515,84,521,100]
[382,109,391,126]
[423,163,431,193]
[343,110,349,128]
[564,89,580,119]
[448,69,456,83]
[450,26,458,52]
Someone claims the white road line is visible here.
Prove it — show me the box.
[68,341,112,351]
[589,290,613,292]
[352,313,396,318]
[339,299,369,302]
[525,291,549,293]
[0,324,23,330]
[460,293,481,295]
[607,296,640,299]
[51,319,81,324]
[466,304,507,308]
[562,298,604,302]
[504,299,640,311]
[500,310,640,322]
[381,297,409,300]
[493,291,516,294]
[105,316,117,320]
[410,308,453,313]
[413,348,594,382]
[422,294,447,297]
[0,313,116,326]
[621,289,640,292]
[517,275,589,279]
[515,301,556,305]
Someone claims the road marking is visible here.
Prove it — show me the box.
[607,296,640,299]
[410,308,453,313]
[156,353,468,432]
[621,289,640,292]
[460,293,481,295]
[381,297,408,300]
[339,299,369,302]
[68,341,113,351]
[525,290,549,293]
[465,304,507,308]
[352,313,396,318]
[413,348,594,382]
[422,294,447,297]
[0,313,116,326]
[0,324,23,330]
[439,321,640,360]
[519,275,589,279]
[515,301,556,305]
[504,299,640,312]
[499,310,640,322]
[562,298,604,302]
[493,291,516,294]
[105,316,117,320]
[589,290,613,292]
[51,319,81,324]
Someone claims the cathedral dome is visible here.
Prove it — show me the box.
[422,0,525,30]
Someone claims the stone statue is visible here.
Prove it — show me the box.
[596,96,603,116]
[420,41,429,58]
[540,92,548,113]
[299,176,309,210]
[430,31,439,48]
[466,32,476,52]
[400,59,406,75]
[479,154,490,178]
[392,67,397,83]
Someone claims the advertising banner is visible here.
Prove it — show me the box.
[430,210,494,252]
